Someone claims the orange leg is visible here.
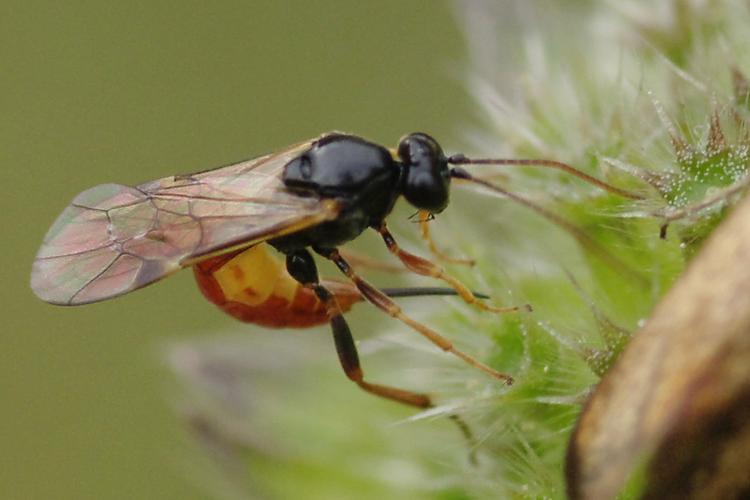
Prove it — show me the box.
[322,291,479,462]
[285,249,433,407]
[376,222,531,314]
[337,247,406,274]
[324,291,433,408]
[285,248,481,461]
[314,247,514,384]
[417,209,475,266]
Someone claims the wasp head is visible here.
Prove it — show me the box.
[398,132,450,213]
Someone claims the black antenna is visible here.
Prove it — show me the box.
[447,154,644,200]
[449,166,648,288]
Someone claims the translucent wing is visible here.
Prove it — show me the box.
[31,139,341,305]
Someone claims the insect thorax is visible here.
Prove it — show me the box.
[272,134,403,253]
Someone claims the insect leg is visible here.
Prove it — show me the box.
[284,249,433,408]
[416,209,475,266]
[375,222,531,314]
[289,249,481,460]
[313,247,514,384]
[337,247,406,274]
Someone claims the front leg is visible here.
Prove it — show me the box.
[416,209,475,266]
[375,222,531,313]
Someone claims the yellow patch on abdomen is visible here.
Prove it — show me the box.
[212,243,298,307]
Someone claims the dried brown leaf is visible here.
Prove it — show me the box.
[566,192,750,499]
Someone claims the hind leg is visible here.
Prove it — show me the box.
[285,249,433,407]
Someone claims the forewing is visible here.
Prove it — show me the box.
[31,140,340,305]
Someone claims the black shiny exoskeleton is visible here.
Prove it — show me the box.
[266,132,517,418]
[264,129,638,417]
[32,124,638,440]
[270,132,450,253]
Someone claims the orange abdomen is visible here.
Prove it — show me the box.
[193,243,363,328]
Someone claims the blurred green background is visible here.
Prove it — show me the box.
[2,1,474,499]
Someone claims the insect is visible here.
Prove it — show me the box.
[31,132,639,412]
